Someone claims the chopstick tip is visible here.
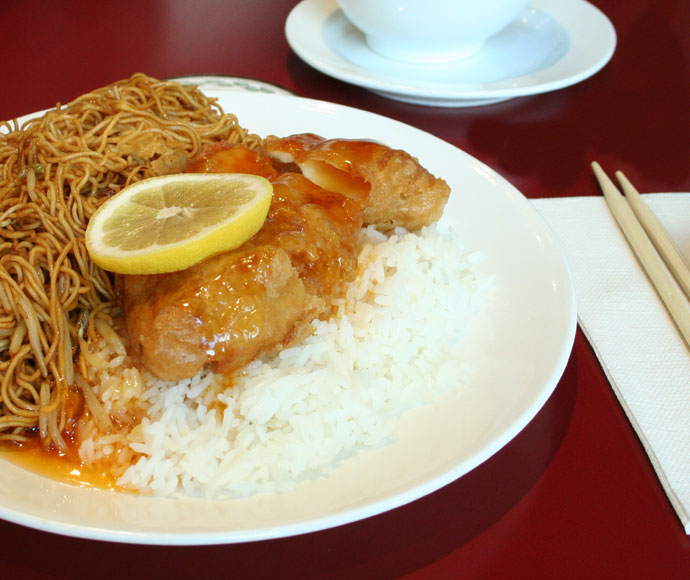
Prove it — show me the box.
[591,161,618,194]
[591,161,610,184]
[615,170,640,196]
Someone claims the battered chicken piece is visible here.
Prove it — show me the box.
[119,241,318,381]
[263,133,450,231]
[119,138,449,381]
[120,158,363,381]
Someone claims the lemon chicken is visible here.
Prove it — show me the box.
[118,135,450,382]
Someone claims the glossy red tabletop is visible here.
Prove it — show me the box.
[1,1,689,578]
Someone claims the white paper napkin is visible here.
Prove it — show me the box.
[531,194,690,534]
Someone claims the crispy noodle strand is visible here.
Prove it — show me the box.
[0,73,259,450]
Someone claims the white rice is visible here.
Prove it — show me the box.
[81,224,490,498]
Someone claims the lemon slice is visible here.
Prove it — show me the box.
[85,173,273,274]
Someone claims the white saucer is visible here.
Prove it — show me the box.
[286,0,616,107]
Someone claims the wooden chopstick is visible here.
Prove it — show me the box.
[615,170,690,300]
[591,161,690,348]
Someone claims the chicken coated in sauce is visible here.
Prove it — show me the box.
[263,133,449,231]
[118,136,450,382]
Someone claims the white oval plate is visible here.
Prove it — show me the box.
[286,0,616,107]
[0,92,576,544]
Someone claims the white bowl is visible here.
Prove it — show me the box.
[337,0,533,63]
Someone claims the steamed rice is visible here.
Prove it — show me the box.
[78,224,490,498]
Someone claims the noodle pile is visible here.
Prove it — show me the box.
[0,73,258,451]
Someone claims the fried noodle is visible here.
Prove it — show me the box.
[0,73,258,451]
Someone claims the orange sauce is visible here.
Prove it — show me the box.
[187,141,278,178]
[1,442,122,490]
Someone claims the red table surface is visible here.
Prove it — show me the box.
[1,1,689,578]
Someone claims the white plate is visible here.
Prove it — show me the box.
[286,0,616,107]
[0,92,576,544]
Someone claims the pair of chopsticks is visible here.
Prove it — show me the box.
[592,161,690,349]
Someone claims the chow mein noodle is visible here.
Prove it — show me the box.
[0,73,258,451]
